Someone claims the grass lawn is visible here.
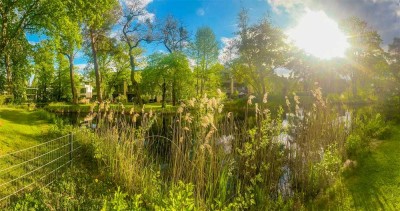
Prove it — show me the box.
[45,102,177,113]
[345,125,400,210]
[0,107,53,155]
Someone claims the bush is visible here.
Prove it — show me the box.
[0,95,13,105]
[115,94,127,103]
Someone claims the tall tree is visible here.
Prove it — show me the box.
[120,0,154,105]
[160,15,189,53]
[50,0,85,104]
[191,26,219,96]
[0,0,61,96]
[340,17,383,98]
[33,41,55,102]
[236,9,288,98]
[83,0,119,102]
[142,52,193,108]
[219,37,239,97]
[159,15,190,105]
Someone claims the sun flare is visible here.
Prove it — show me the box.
[287,10,349,59]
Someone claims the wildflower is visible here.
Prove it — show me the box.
[263,92,268,104]
[129,107,134,115]
[227,112,232,119]
[247,95,255,105]
[183,127,190,131]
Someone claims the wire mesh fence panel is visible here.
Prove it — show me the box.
[0,132,82,208]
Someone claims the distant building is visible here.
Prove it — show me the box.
[80,82,94,99]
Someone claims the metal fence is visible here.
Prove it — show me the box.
[0,132,81,207]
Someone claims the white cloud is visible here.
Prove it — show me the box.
[196,8,205,16]
[187,57,197,70]
[138,11,155,23]
[75,64,88,71]
[122,0,155,23]
[28,41,38,45]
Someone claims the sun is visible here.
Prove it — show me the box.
[287,10,349,59]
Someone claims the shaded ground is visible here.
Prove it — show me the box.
[0,107,52,154]
[346,125,400,210]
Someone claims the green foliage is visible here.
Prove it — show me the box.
[235,9,288,98]
[346,110,391,159]
[190,26,220,96]
[142,52,194,106]
[156,181,195,210]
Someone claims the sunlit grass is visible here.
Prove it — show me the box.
[345,125,400,210]
[0,107,53,154]
[45,102,177,113]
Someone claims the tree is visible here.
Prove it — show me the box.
[33,41,55,102]
[50,1,85,104]
[389,38,400,82]
[83,0,120,102]
[52,53,72,101]
[120,0,155,105]
[159,15,190,104]
[219,36,239,97]
[160,15,189,53]
[142,52,193,108]
[235,9,288,98]
[191,27,219,96]
[340,17,383,98]
[0,0,62,96]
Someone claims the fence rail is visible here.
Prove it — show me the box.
[0,132,81,207]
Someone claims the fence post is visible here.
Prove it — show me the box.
[69,132,73,166]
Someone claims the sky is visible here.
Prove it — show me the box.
[27,0,400,69]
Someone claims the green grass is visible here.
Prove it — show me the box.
[345,125,400,210]
[0,107,53,155]
[45,102,177,114]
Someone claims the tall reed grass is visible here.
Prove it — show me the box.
[81,86,350,209]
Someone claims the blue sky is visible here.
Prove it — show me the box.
[27,0,292,68]
[141,0,293,55]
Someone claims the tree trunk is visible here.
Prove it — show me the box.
[90,29,102,102]
[172,78,177,106]
[129,48,142,105]
[5,53,11,94]
[68,54,78,104]
[230,74,234,98]
[58,66,61,101]
[162,78,166,108]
